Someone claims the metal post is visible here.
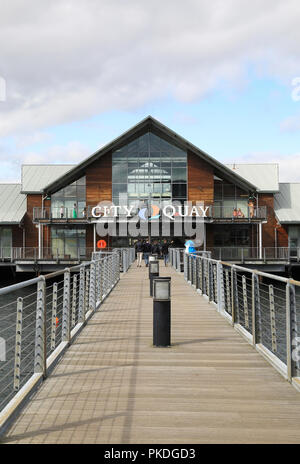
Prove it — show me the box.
[78,265,85,323]
[252,273,261,345]
[269,284,277,353]
[217,262,224,313]
[62,269,71,343]
[286,282,297,381]
[89,262,96,312]
[34,277,47,377]
[225,269,231,314]
[51,282,58,349]
[71,275,77,328]
[231,267,238,325]
[85,269,90,315]
[242,275,250,330]
[13,297,23,391]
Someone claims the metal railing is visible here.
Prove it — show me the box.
[33,204,267,222]
[169,247,300,264]
[171,248,300,390]
[33,207,89,221]
[207,205,267,220]
[0,249,134,434]
[1,247,136,265]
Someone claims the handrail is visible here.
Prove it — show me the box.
[0,248,135,435]
[169,247,300,390]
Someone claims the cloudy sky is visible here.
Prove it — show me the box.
[0,0,300,181]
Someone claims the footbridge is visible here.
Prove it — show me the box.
[1,248,300,444]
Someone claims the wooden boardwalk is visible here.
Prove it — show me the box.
[2,263,300,444]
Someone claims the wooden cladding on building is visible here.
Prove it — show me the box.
[187,151,214,205]
[24,194,42,248]
[86,152,112,206]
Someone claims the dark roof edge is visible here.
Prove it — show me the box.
[43,116,258,194]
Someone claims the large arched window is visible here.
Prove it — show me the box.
[112,132,187,209]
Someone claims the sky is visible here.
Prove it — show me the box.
[0,0,300,182]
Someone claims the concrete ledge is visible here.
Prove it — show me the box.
[0,373,43,438]
[256,343,288,381]
[292,377,300,392]
[234,323,253,345]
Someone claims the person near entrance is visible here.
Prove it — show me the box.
[143,239,152,266]
[135,239,144,267]
[151,240,161,258]
[161,239,169,266]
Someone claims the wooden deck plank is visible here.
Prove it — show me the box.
[2,263,300,444]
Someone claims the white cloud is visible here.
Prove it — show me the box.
[0,0,299,136]
[280,113,300,132]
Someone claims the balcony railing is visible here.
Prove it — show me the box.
[33,207,90,221]
[33,204,267,222]
[207,205,267,220]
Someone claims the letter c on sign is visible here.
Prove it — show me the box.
[97,240,107,249]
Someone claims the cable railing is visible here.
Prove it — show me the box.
[170,248,300,390]
[2,247,136,265]
[0,248,135,434]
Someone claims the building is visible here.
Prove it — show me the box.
[0,116,299,273]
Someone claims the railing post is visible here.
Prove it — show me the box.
[252,273,261,346]
[242,275,250,330]
[89,262,96,312]
[217,262,224,312]
[286,282,298,382]
[71,275,77,328]
[85,269,90,315]
[99,259,103,301]
[269,284,277,353]
[62,269,71,343]
[50,282,58,350]
[231,267,238,325]
[13,297,23,391]
[78,265,85,323]
[34,277,47,377]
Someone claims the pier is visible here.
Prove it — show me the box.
[1,250,300,443]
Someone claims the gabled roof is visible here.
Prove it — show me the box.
[226,163,279,193]
[0,184,26,224]
[274,183,300,224]
[43,116,258,194]
[22,164,76,193]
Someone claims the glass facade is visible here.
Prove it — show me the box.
[51,226,86,259]
[0,228,12,258]
[214,176,249,218]
[51,176,86,219]
[112,132,187,211]
[214,224,251,247]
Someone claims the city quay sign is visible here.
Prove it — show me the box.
[91,202,210,221]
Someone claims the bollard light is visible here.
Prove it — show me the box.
[153,277,171,347]
[149,260,159,275]
[149,260,159,296]
[153,277,171,301]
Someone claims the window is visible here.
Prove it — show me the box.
[112,132,187,206]
[51,227,86,259]
[51,176,86,218]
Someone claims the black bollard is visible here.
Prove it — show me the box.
[153,277,171,347]
[149,260,159,296]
